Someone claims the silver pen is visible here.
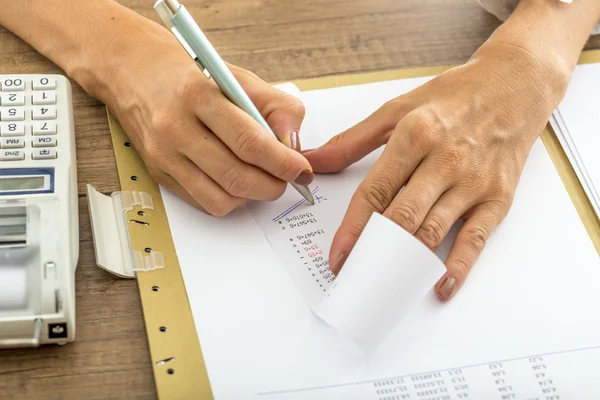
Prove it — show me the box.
[154,0,315,205]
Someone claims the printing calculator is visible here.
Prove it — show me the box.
[0,75,79,347]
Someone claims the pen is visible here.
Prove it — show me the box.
[154,0,315,205]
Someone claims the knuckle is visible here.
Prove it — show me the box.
[450,257,471,280]
[418,217,446,249]
[140,138,167,164]
[221,166,253,197]
[150,112,178,135]
[328,129,349,146]
[357,178,395,213]
[237,67,259,81]
[462,224,489,254]
[182,71,209,107]
[280,93,306,119]
[234,128,263,158]
[388,202,421,233]
[276,151,297,179]
[203,196,237,217]
[469,167,487,185]
[491,175,515,204]
[407,116,437,150]
[291,100,306,120]
[439,146,466,172]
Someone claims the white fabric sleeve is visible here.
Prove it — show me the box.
[478,0,600,34]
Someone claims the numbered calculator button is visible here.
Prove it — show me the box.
[1,138,24,149]
[1,78,25,91]
[1,93,25,106]
[32,149,57,160]
[1,150,25,161]
[1,122,25,136]
[32,91,57,105]
[32,77,57,90]
[2,108,25,121]
[32,122,57,135]
[32,106,57,120]
[32,136,57,148]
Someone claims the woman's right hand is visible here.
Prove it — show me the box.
[86,12,314,215]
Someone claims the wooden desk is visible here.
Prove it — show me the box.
[0,1,598,398]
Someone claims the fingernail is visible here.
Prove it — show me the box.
[301,148,315,155]
[290,131,300,152]
[294,169,314,185]
[331,252,348,274]
[437,276,456,300]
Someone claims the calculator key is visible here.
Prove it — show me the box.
[1,150,25,161]
[32,77,57,90]
[32,136,57,148]
[32,149,57,160]
[1,93,25,106]
[32,122,57,135]
[1,138,24,149]
[32,91,57,105]
[1,122,25,136]
[1,108,25,121]
[32,106,57,120]
[1,78,25,91]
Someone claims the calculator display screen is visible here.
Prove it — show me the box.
[0,176,46,191]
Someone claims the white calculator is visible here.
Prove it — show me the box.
[0,75,79,347]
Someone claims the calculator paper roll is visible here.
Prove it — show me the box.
[0,267,28,311]
[317,213,446,353]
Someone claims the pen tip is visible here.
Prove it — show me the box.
[293,184,316,205]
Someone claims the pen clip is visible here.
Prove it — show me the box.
[172,29,212,79]
[154,0,211,79]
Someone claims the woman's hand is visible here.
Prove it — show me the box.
[94,18,313,215]
[304,39,569,300]
[0,0,315,216]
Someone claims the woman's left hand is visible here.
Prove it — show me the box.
[303,40,568,300]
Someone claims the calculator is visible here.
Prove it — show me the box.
[0,74,79,347]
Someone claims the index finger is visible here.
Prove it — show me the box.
[329,132,424,274]
[195,88,314,185]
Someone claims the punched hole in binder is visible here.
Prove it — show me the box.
[129,219,149,226]
[155,357,175,366]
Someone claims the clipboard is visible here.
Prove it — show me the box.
[102,50,600,399]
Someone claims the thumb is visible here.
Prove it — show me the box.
[231,65,305,150]
[302,104,398,173]
[264,97,305,151]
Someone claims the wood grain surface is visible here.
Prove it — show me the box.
[0,1,599,399]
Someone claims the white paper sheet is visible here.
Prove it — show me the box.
[0,266,27,311]
[551,63,600,218]
[162,77,600,399]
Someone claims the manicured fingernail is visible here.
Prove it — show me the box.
[437,276,456,300]
[294,169,314,185]
[290,131,300,152]
[331,252,348,274]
